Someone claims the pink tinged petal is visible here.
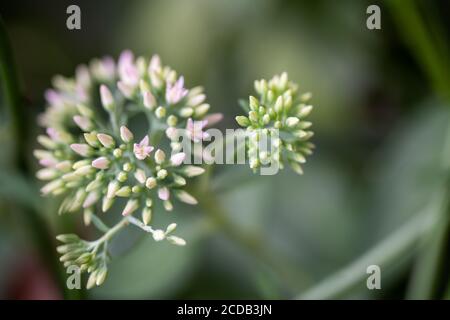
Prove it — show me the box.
[92,157,110,169]
[70,144,90,156]
[118,50,133,71]
[175,190,198,205]
[97,133,115,148]
[149,54,161,72]
[188,94,206,106]
[46,127,60,141]
[204,113,224,127]
[83,191,99,208]
[166,76,188,104]
[134,169,147,184]
[76,85,89,103]
[186,118,208,142]
[122,199,139,216]
[39,158,58,167]
[117,81,134,98]
[120,125,134,143]
[187,118,194,131]
[170,152,186,166]
[75,64,91,88]
[143,91,156,109]
[140,135,149,146]
[166,127,179,140]
[100,56,116,79]
[123,65,139,86]
[100,85,114,107]
[202,132,210,141]
[158,187,170,201]
[73,115,91,131]
[44,89,63,106]
[144,145,154,154]
[133,136,154,160]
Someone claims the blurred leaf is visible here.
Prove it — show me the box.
[367,104,449,240]
[0,170,40,211]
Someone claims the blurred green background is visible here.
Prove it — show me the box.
[0,0,449,299]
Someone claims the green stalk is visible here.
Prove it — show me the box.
[387,0,450,299]
[0,16,79,299]
[386,0,450,102]
[296,191,446,299]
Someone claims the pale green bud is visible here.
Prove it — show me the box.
[73,160,90,170]
[95,267,108,286]
[167,236,186,246]
[102,196,114,212]
[154,149,166,164]
[179,107,194,118]
[163,200,173,211]
[267,90,274,102]
[86,271,97,290]
[145,177,157,189]
[298,105,313,118]
[249,111,258,122]
[274,96,283,112]
[122,199,139,216]
[113,148,123,158]
[181,165,205,177]
[157,169,168,180]
[83,208,92,226]
[142,207,152,225]
[300,92,312,102]
[37,135,57,149]
[123,162,133,172]
[194,103,210,117]
[286,117,299,127]
[116,186,131,197]
[173,174,186,186]
[236,116,250,127]
[166,115,178,127]
[84,132,99,147]
[249,96,259,110]
[77,104,94,118]
[132,185,142,193]
[290,162,304,175]
[175,190,198,205]
[117,171,128,182]
[155,106,166,118]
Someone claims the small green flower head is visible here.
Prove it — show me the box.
[236,72,314,174]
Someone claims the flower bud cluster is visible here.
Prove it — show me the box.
[235,72,314,174]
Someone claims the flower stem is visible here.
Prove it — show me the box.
[90,213,110,233]
[95,217,129,245]
[296,192,446,299]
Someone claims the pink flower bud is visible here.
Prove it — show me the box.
[73,115,91,131]
[120,125,134,143]
[70,144,91,156]
[97,133,115,148]
[92,157,110,169]
[100,85,114,108]
[170,152,186,166]
[158,187,170,201]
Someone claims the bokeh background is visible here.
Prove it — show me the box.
[0,0,449,299]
